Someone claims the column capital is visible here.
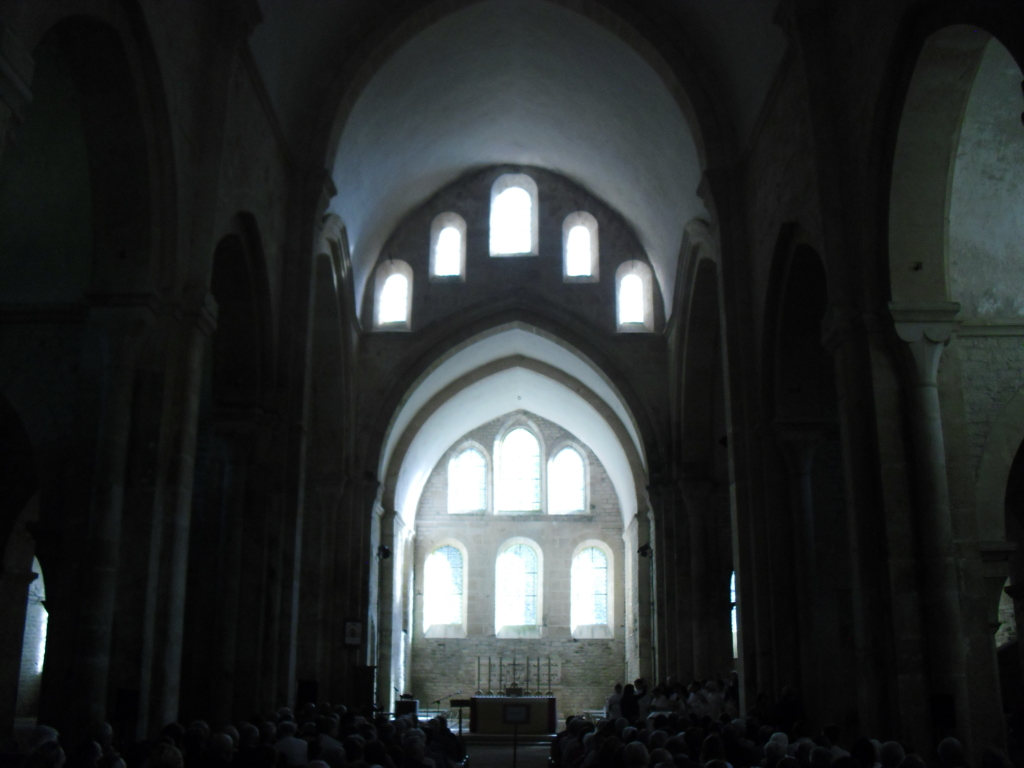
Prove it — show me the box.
[890,302,960,387]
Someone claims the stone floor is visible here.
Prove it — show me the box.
[465,744,551,767]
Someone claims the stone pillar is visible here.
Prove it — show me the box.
[139,296,215,735]
[891,304,969,741]
[680,475,716,680]
[210,418,258,727]
[648,482,690,681]
[0,24,32,165]
[636,511,655,682]
[774,420,825,723]
[73,300,153,728]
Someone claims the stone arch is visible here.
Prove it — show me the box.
[208,214,275,408]
[366,309,660,486]
[317,0,728,185]
[886,21,1024,308]
[0,9,176,299]
[977,389,1024,544]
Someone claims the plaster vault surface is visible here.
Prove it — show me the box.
[383,326,644,526]
[327,0,708,318]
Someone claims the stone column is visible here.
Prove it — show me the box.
[774,420,825,721]
[0,24,32,165]
[648,482,690,681]
[73,299,154,728]
[636,511,655,682]
[680,475,716,679]
[891,303,969,740]
[139,296,215,735]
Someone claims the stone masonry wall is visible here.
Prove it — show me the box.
[410,411,626,722]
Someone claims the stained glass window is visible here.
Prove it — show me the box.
[571,547,608,627]
[448,448,487,513]
[549,447,585,513]
[378,273,409,324]
[731,570,738,659]
[434,226,462,276]
[495,543,539,628]
[618,273,644,324]
[424,546,464,630]
[566,225,592,276]
[496,428,541,512]
[490,187,532,255]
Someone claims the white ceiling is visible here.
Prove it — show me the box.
[380,323,645,478]
[393,366,639,525]
[249,0,787,316]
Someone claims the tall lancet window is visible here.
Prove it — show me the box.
[495,542,540,631]
[496,427,541,512]
[423,545,465,632]
[490,174,539,256]
[448,447,487,514]
[615,260,654,331]
[430,212,467,279]
[563,212,599,281]
[548,446,586,514]
[731,571,739,659]
[571,546,609,631]
[374,259,413,330]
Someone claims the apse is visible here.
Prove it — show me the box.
[329,0,707,318]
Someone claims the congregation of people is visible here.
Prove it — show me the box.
[548,678,1015,768]
[2,704,466,768]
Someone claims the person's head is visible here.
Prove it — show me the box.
[27,741,66,768]
[822,725,841,748]
[161,724,185,749]
[650,748,673,766]
[238,725,259,750]
[878,742,905,768]
[205,735,234,765]
[276,722,296,739]
[809,747,833,768]
[623,741,649,767]
[615,683,623,693]
[30,726,60,749]
[624,684,636,698]
[221,726,239,749]
[145,744,182,768]
[649,731,668,751]
[622,727,639,743]
[850,737,876,768]
[980,747,1013,768]
[794,739,814,768]
[704,761,730,768]
[895,755,925,768]
[936,738,968,768]
[765,739,788,767]
[701,735,727,764]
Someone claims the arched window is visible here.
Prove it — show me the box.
[423,545,465,633]
[731,571,739,659]
[548,446,586,513]
[616,260,654,332]
[490,174,539,256]
[374,259,413,330]
[495,542,540,632]
[448,447,487,513]
[571,547,609,632]
[496,427,541,513]
[430,212,467,279]
[563,212,599,281]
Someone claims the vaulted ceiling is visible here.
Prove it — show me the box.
[248,0,788,317]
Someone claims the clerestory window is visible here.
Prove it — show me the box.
[430,212,467,279]
[490,174,539,256]
[615,260,654,332]
[548,446,586,514]
[496,427,541,513]
[563,212,599,281]
[374,259,413,330]
[423,545,465,634]
[448,446,487,514]
[571,546,609,633]
[495,542,540,633]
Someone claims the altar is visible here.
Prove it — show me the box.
[469,696,557,734]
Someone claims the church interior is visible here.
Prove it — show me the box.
[0,0,1023,765]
